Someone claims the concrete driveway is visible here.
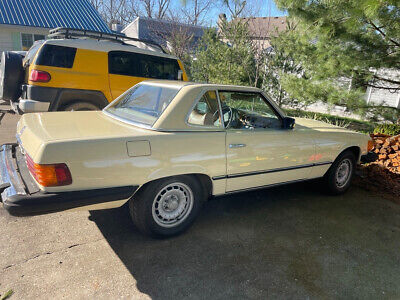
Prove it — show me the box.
[1,110,400,299]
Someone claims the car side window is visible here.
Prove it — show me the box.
[218,91,282,130]
[188,91,222,128]
[108,51,181,79]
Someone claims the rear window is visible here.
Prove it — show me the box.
[105,83,180,126]
[35,44,77,68]
[108,51,181,80]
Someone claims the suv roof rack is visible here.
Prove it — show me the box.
[48,27,166,54]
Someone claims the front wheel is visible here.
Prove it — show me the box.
[323,150,356,195]
[129,176,205,237]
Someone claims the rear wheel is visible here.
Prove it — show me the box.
[62,102,100,111]
[323,150,356,195]
[129,176,205,237]
[0,51,24,102]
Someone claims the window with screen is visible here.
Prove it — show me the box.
[21,33,33,51]
[34,34,45,41]
[35,44,77,68]
[109,51,181,80]
[21,33,46,51]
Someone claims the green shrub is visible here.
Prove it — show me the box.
[373,124,400,136]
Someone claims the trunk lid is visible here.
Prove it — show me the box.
[17,111,155,161]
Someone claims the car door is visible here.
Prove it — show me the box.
[218,90,317,192]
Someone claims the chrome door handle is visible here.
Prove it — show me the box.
[229,143,246,148]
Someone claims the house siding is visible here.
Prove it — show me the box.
[0,31,13,53]
[366,69,400,109]
[367,87,400,109]
[0,25,49,53]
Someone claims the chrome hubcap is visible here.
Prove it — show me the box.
[152,182,194,228]
[335,158,352,188]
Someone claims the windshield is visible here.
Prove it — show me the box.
[105,83,180,126]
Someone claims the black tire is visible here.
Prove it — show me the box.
[62,101,100,111]
[0,51,24,102]
[323,150,356,195]
[129,176,205,238]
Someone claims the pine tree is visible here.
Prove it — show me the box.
[274,0,400,122]
[191,21,256,86]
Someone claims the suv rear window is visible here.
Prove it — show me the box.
[109,51,180,80]
[35,44,77,68]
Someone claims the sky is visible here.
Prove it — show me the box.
[170,0,287,27]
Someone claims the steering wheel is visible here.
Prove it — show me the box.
[214,106,234,128]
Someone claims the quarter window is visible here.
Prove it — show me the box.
[35,44,77,68]
[188,91,222,128]
[218,91,282,130]
[108,51,181,80]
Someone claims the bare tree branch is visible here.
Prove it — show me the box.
[367,20,400,48]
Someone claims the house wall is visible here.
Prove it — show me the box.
[366,69,400,109]
[121,19,139,39]
[0,25,49,53]
[0,31,14,53]
[366,87,400,109]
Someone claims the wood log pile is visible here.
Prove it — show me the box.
[370,134,400,174]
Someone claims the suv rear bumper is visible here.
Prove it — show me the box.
[19,85,58,112]
[19,99,50,113]
[0,144,138,216]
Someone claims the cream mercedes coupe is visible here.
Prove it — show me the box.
[1,81,369,237]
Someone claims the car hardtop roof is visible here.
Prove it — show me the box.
[43,38,179,60]
[142,80,263,92]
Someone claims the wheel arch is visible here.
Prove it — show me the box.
[134,173,213,200]
[50,89,109,111]
[339,146,361,162]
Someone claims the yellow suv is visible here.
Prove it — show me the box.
[0,28,188,112]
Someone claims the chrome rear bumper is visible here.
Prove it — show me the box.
[0,144,27,202]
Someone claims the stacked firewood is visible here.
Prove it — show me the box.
[370,134,400,174]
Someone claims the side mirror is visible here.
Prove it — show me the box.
[177,70,183,80]
[282,117,295,129]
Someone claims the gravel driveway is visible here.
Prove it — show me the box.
[1,110,400,299]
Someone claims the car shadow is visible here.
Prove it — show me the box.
[88,181,400,299]
[88,181,334,299]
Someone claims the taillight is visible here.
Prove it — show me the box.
[26,154,72,187]
[29,69,51,82]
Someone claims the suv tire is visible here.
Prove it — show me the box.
[0,51,24,102]
[62,102,100,111]
[129,176,205,238]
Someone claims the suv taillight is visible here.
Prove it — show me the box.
[26,154,72,187]
[29,69,51,82]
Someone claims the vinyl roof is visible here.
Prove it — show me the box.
[0,0,111,33]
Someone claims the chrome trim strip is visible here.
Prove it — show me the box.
[212,161,332,180]
[216,90,226,129]
[313,161,333,167]
[225,178,310,194]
